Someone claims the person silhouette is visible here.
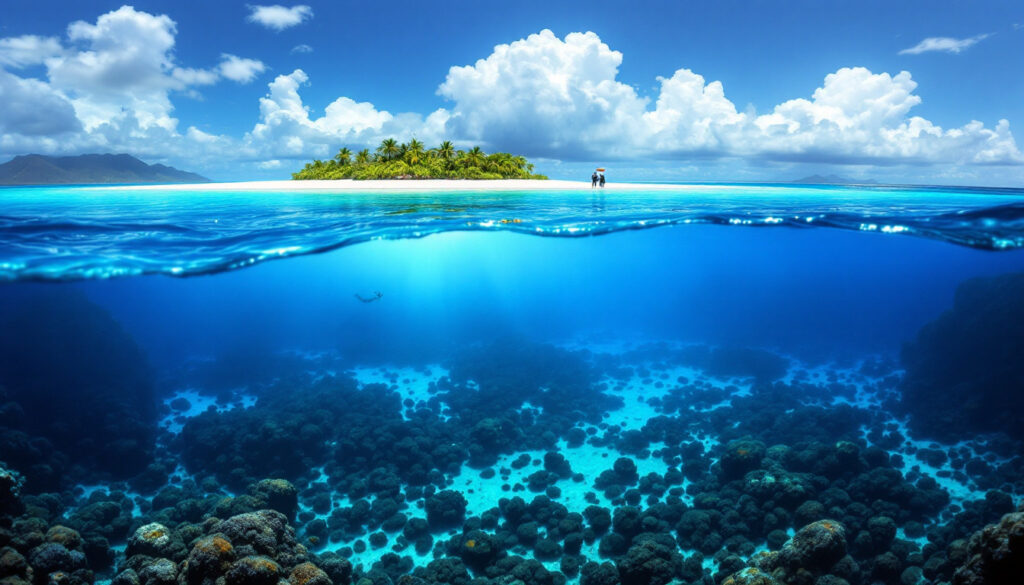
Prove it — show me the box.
[591,171,598,188]
[599,173,606,188]
[355,291,383,303]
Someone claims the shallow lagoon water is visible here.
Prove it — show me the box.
[2,184,1024,585]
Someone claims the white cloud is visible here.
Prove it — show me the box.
[219,54,267,84]
[432,30,1022,166]
[258,159,282,169]
[243,68,446,159]
[0,6,265,174]
[247,5,313,31]
[46,6,190,131]
[0,17,1020,182]
[0,70,80,136]
[0,35,63,68]
[291,44,313,54]
[439,30,655,159]
[899,34,991,55]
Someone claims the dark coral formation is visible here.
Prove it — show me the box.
[1,319,1023,585]
[115,508,346,585]
[952,502,1024,585]
[901,271,1024,442]
[0,288,156,483]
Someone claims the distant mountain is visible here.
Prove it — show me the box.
[791,174,877,185]
[0,153,210,185]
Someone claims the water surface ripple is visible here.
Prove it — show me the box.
[2,183,1024,281]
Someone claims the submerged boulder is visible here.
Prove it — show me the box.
[778,519,848,573]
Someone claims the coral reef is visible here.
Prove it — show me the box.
[0,288,156,482]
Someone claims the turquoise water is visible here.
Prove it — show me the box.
[1,183,1023,585]
[2,183,1023,281]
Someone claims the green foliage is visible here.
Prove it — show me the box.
[292,138,546,180]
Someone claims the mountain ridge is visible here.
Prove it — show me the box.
[0,153,210,185]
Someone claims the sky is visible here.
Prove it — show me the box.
[1,0,1022,185]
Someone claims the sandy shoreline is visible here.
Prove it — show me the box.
[97,179,734,192]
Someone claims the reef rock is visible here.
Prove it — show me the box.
[952,503,1024,585]
[778,519,849,575]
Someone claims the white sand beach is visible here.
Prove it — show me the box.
[100,179,734,192]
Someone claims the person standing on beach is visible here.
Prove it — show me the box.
[591,171,598,188]
[599,173,606,188]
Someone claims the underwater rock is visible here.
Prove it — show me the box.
[721,566,781,585]
[312,552,351,585]
[952,502,1024,585]
[180,534,236,585]
[443,338,619,429]
[66,499,134,542]
[0,288,156,480]
[249,479,299,520]
[579,561,618,585]
[125,523,185,561]
[416,557,470,585]
[288,561,332,585]
[424,490,466,530]
[778,519,848,574]
[615,533,683,585]
[137,557,178,585]
[675,345,790,383]
[457,530,501,572]
[900,271,1024,441]
[213,510,306,566]
[0,463,25,516]
[27,541,90,581]
[0,547,30,580]
[225,556,280,585]
[718,440,766,481]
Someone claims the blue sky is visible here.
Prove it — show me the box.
[1,0,1022,184]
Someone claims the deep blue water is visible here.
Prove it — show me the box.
[1,183,1023,585]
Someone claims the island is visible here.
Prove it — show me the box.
[0,153,210,185]
[293,139,548,180]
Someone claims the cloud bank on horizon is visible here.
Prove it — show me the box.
[0,5,1021,183]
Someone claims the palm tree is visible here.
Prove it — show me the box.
[435,141,455,162]
[355,149,370,165]
[462,146,486,168]
[377,138,400,161]
[334,147,352,166]
[404,138,426,166]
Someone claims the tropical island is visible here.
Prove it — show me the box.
[292,138,547,180]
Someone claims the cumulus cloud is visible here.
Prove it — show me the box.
[218,54,267,84]
[439,30,648,158]
[431,30,1022,166]
[244,69,447,159]
[0,35,63,68]
[0,70,81,136]
[247,5,313,31]
[0,6,265,173]
[899,34,991,55]
[0,16,1020,180]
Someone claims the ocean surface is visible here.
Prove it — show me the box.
[1,182,1023,585]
